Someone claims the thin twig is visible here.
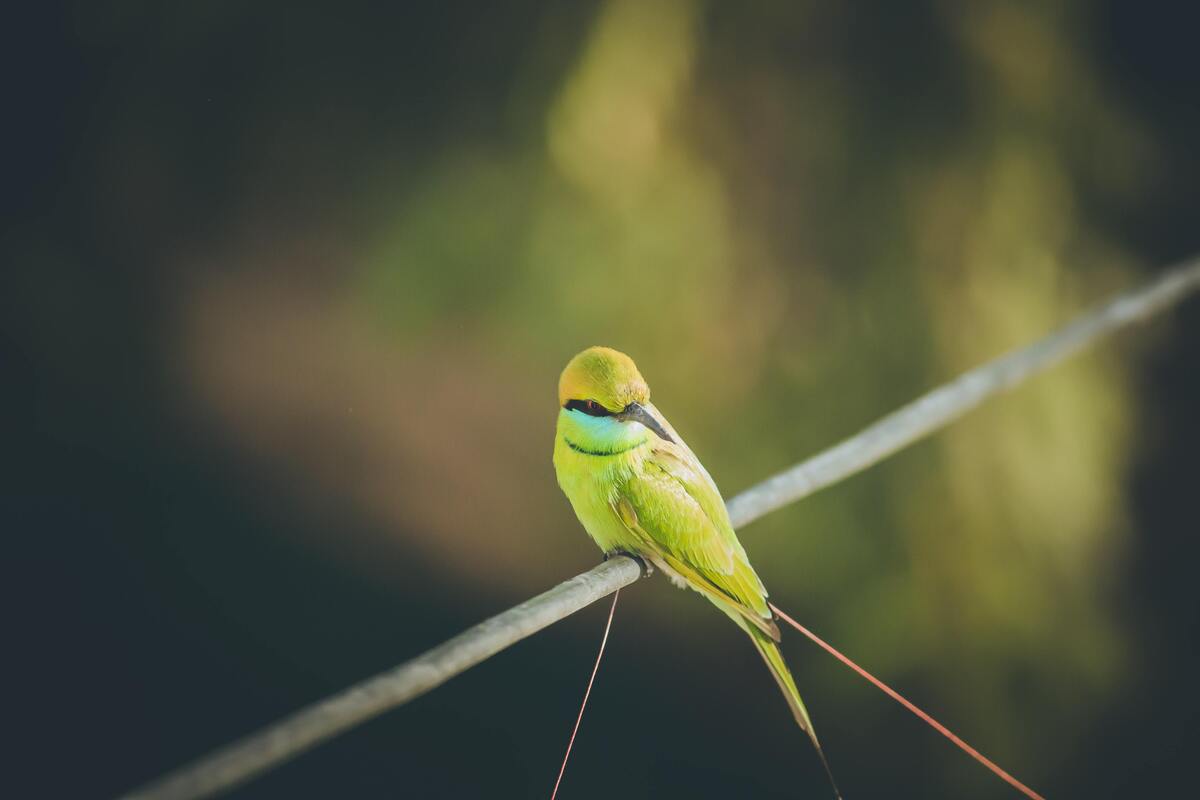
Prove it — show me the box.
[771,602,1045,800]
[728,257,1200,523]
[123,256,1200,800]
[550,589,620,800]
[124,558,641,800]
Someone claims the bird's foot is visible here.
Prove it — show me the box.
[604,550,653,578]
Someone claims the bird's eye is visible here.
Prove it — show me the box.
[565,399,612,417]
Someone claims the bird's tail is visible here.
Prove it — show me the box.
[743,622,843,799]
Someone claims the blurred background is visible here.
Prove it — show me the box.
[7,1,1199,797]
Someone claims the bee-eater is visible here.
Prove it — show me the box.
[553,346,837,792]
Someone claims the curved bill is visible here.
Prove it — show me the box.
[617,402,676,444]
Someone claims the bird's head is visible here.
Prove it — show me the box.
[557,347,674,442]
[558,346,648,412]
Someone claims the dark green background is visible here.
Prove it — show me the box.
[7,2,1199,798]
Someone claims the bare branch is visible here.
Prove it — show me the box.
[124,256,1200,800]
[728,258,1200,523]
[124,558,643,800]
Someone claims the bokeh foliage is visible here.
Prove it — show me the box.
[8,1,1200,798]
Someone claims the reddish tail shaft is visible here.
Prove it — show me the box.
[550,589,620,800]
[769,602,1045,800]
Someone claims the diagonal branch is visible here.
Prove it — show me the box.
[727,258,1200,523]
[124,256,1200,800]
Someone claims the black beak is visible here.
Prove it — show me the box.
[617,402,676,444]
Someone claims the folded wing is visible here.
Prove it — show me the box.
[613,437,778,640]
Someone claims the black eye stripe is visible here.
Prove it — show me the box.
[564,399,613,417]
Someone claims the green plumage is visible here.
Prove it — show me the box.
[553,347,832,782]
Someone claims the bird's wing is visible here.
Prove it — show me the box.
[614,437,776,637]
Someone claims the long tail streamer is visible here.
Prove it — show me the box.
[550,589,620,800]
[770,602,1045,800]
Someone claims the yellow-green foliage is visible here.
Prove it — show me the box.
[183,0,1151,776]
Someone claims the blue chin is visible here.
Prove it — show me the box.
[563,408,646,452]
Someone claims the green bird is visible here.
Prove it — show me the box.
[553,346,838,794]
